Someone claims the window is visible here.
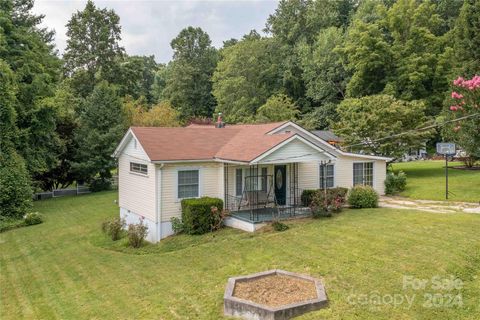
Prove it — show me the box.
[178,170,199,199]
[235,169,243,196]
[130,162,147,175]
[353,162,373,186]
[319,164,334,188]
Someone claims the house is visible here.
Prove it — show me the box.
[311,130,344,147]
[113,120,391,242]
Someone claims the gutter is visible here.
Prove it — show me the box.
[156,163,164,242]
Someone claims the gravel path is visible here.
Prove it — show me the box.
[379,196,480,214]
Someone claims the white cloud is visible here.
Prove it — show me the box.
[32,0,278,62]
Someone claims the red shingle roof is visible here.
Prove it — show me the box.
[130,122,291,162]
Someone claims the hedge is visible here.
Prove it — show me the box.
[181,197,224,235]
[348,185,379,208]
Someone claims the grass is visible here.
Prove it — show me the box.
[1,191,480,319]
[391,161,480,203]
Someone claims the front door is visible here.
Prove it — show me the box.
[274,165,287,205]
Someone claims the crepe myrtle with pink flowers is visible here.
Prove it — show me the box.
[444,75,480,167]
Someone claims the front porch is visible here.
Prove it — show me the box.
[223,162,313,226]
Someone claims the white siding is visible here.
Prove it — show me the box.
[298,162,319,190]
[122,134,150,161]
[256,138,330,164]
[160,162,223,222]
[118,139,156,221]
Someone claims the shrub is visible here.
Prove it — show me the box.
[101,217,126,241]
[0,152,32,219]
[127,219,149,248]
[89,177,111,192]
[24,212,43,226]
[384,171,407,195]
[181,197,224,235]
[309,187,348,218]
[171,217,184,234]
[348,186,379,208]
[301,189,317,207]
[272,220,289,231]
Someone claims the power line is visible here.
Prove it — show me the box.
[341,112,480,150]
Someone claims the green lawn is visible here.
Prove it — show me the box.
[391,161,480,203]
[1,192,480,319]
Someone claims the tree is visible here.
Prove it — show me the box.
[256,94,300,122]
[123,97,180,127]
[213,37,282,123]
[115,55,158,104]
[299,27,349,104]
[298,102,339,130]
[63,0,124,96]
[452,0,480,77]
[333,95,432,159]
[150,64,169,103]
[34,83,80,190]
[443,76,480,166]
[343,8,393,97]
[163,27,217,120]
[0,0,62,180]
[0,59,32,219]
[73,81,125,184]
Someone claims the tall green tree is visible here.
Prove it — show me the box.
[212,37,283,123]
[63,0,124,96]
[333,94,432,159]
[34,83,80,190]
[115,55,158,104]
[73,81,125,184]
[0,60,32,219]
[452,0,480,77]
[0,0,62,179]
[163,27,217,120]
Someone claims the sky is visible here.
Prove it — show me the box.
[32,0,279,63]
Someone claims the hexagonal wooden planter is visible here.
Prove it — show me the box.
[224,269,328,320]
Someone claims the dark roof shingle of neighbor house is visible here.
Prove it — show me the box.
[311,130,344,143]
[130,122,292,162]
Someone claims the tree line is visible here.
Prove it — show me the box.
[1,0,479,219]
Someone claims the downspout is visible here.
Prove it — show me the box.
[156,163,164,242]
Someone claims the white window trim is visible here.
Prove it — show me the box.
[318,163,335,189]
[175,167,203,201]
[130,162,148,175]
[352,161,375,187]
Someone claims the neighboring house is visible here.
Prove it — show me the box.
[311,130,344,147]
[113,121,391,242]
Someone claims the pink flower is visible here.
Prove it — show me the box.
[451,91,463,99]
[453,77,464,86]
[453,126,461,132]
[450,105,458,111]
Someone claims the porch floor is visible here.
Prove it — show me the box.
[229,206,311,223]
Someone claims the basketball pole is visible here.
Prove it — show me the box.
[445,154,448,200]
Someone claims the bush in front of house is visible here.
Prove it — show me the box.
[272,220,289,231]
[181,197,224,235]
[384,171,407,195]
[348,185,379,208]
[301,189,317,207]
[101,217,126,241]
[309,187,348,218]
[171,217,184,234]
[24,212,43,226]
[127,219,148,248]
